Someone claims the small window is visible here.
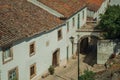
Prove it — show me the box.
[2,46,13,64]
[58,29,62,40]
[78,14,80,29]
[30,63,36,79]
[29,42,35,56]
[82,10,84,20]
[8,67,18,80]
[67,22,69,32]
[72,18,75,27]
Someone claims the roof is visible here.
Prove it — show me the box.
[0,0,63,47]
[38,0,86,17]
[84,0,105,12]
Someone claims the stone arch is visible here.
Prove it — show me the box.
[77,35,100,66]
[78,35,100,53]
[78,35,101,42]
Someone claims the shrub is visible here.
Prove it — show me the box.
[79,70,95,80]
[13,77,17,80]
[48,65,54,75]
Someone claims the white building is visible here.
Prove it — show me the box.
[0,0,87,80]
[0,0,109,80]
[110,0,120,5]
[85,0,110,22]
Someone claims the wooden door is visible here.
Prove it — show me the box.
[52,49,60,67]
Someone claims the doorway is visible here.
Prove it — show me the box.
[79,36,99,66]
[80,37,89,53]
[52,49,60,67]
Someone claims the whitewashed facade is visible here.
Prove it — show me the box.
[110,0,120,5]
[0,4,87,80]
[87,0,110,21]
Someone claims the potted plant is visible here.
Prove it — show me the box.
[48,65,54,75]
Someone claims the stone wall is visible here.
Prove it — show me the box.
[97,40,120,64]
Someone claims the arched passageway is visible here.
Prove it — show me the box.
[80,36,98,54]
[79,35,100,66]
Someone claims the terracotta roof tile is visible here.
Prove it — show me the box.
[84,0,105,11]
[38,0,86,17]
[0,0,63,47]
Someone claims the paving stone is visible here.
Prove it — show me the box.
[37,54,105,80]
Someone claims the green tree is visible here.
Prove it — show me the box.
[98,5,120,39]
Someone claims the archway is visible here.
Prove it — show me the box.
[79,35,100,66]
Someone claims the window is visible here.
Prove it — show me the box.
[29,42,35,56]
[30,63,36,79]
[2,46,13,64]
[8,67,18,80]
[77,14,80,29]
[72,18,75,27]
[58,29,62,40]
[82,10,84,20]
[67,22,69,32]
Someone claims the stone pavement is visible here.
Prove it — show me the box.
[37,54,106,80]
[38,57,78,80]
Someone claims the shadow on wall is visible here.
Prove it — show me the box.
[109,40,120,59]
[113,40,120,55]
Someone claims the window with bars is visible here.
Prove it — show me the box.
[30,63,36,79]
[29,42,35,56]
[58,29,62,40]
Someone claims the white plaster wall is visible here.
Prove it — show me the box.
[66,7,87,58]
[110,0,120,5]
[0,7,87,80]
[0,24,67,80]
[87,10,95,18]
[94,0,109,21]
[80,8,87,26]
[87,0,109,21]
[97,40,117,64]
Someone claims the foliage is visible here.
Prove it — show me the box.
[48,65,54,75]
[79,70,95,80]
[98,5,120,39]
[12,77,17,80]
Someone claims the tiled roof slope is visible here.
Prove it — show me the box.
[38,0,86,17]
[0,0,63,47]
[85,0,105,11]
